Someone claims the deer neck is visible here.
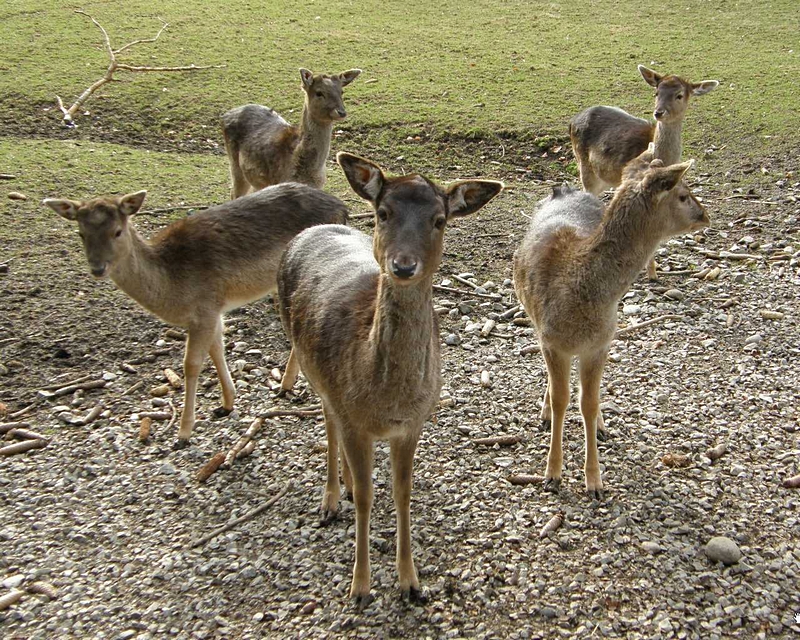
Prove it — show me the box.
[584,191,664,301]
[652,119,683,166]
[368,274,437,393]
[293,108,333,186]
[108,229,168,317]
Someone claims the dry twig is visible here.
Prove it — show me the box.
[190,480,294,547]
[617,314,683,337]
[472,434,524,446]
[432,284,501,300]
[55,11,225,126]
[0,439,48,456]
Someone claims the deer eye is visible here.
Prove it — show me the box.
[677,94,684,100]
[315,91,324,98]
[377,209,388,222]
[679,195,688,203]
[434,216,446,230]
[115,229,122,237]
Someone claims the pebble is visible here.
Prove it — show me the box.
[705,536,742,565]
[444,333,461,346]
[8,191,27,200]
[641,541,662,555]
[622,304,641,316]
[664,289,685,301]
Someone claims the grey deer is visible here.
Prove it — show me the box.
[570,65,718,278]
[221,68,361,198]
[278,152,502,604]
[44,184,348,445]
[513,152,709,498]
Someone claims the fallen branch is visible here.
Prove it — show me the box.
[617,314,683,337]
[42,373,95,390]
[70,403,104,426]
[224,417,263,466]
[197,452,225,482]
[507,474,544,486]
[38,379,106,398]
[6,428,46,441]
[472,434,524,446]
[0,174,17,180]
[190,480,294,547]
[0,439,48,456]
[432,284,501,300]
[122,380,144,396]
[0,421,30,435]
[55,11,225,126]
[262,405,322,420]
[350,212,374,220]
[452,274,482,290]
[8,404,35,420]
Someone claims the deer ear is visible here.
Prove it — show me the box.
[638,65,662,88]
[337,152,384,203]
[119,190,147,216]
[299,68,314,88]
[338,69,362,86]
[446,180,504,218]
[646,160,694,195]
[43,198,81,221]
[692,80,719,96]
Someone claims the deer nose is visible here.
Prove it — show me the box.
[391,259,418,279]
[90,264,108,278]
[654,109,666,120]
[336,108,347,118]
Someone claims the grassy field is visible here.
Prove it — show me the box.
[1,0,798,164]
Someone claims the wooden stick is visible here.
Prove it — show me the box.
[42,373,95,390]
[0,589,25,611]
[224,417,263,466]
[6,428,46,441]
[432,284,501,300]
[0,439,47,456]
[236,440,257,459]
[452,274,481,290]
[39,379,106,398]
[0,174,16,180]
[71,404,103,426]
[262,405,322,419]
[8,404,35,420]
[197,452,225,482]
[507,474,544,485]
[616,314,683,337]
[472,434,524,446]
[0,422,30,435]
[190,480,294,548]
[350,212,374,220]
[122,380,144,396]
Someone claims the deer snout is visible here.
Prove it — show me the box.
[653,109,666,120]
[390,258,419,280]
[335,107,347,119]
[90,263,109,278]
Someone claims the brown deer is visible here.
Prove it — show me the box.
[277,152,502,604]
[513,153,709,499]
[221,68,361,198]
[43,184,348,445]
[569,65,718,278]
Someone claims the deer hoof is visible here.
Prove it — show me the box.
[596,426,610,442]
[543,477,561,493]
[352,592,374,611]
[588,488,605,501]
[320,508,338,526]
[173,438,190,450]
[540,419,552,432]
[212,406,232,418]
[401,586,427,604]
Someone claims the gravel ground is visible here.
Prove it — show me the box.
[1,161,799,639]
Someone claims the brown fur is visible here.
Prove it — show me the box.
[277,153,502,604]
[221,68,361,198]
[44,183,348,444]
[513,156,708,498]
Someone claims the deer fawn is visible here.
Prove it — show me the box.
[221,68,361,198]
[44,184,348,445]
[277,152,502,604]
[569,65,718,278]
[513,153,709,498]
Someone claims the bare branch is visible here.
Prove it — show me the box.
[114,20,169,55]
[74,10,114,61]
[114,63,226,72]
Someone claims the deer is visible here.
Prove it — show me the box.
[221,68,362,198]
[569,64,718,278]
[513,151,709,499]
[277,152,502,605]
[43,183,348,446]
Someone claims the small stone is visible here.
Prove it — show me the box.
[8,191,27,201]
[744,333,762,345]
[623,304,641,316]
[641,541,662,555]
[300,601,317,615]
[705,536,742,565]
[1,575,25,589]
[444,333,461,346]
[664,289,685,301]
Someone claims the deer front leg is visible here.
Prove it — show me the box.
[341,431,375,607]
[280,347,300,394]
[579,351,607,499]
[178,323,217,445]
[390,429,422,602]
[320,404,342,523]
[208,317,235,418]
[540,382,552,428]
[542,348,571,492]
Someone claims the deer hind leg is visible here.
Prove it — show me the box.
[542,348,571,492]
[390,428,422,601]
[320,403,343,523]
[178,322,218,444]
[208,317,235,418]
[224,140,251,200]
[578,350,607,499]
[280,347,300,394]
[341,430,375,606]
[540,382,552,427]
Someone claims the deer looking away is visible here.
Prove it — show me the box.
[569,65,718,278]
[277,152,502,604]
[44,184,348,445]
[221,68,361,198]
[513,153,709,498]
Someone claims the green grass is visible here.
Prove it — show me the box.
[1,0,797,153]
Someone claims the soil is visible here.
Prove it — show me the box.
[1,111,799,639]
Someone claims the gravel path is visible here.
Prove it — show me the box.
[1,165,799,639]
